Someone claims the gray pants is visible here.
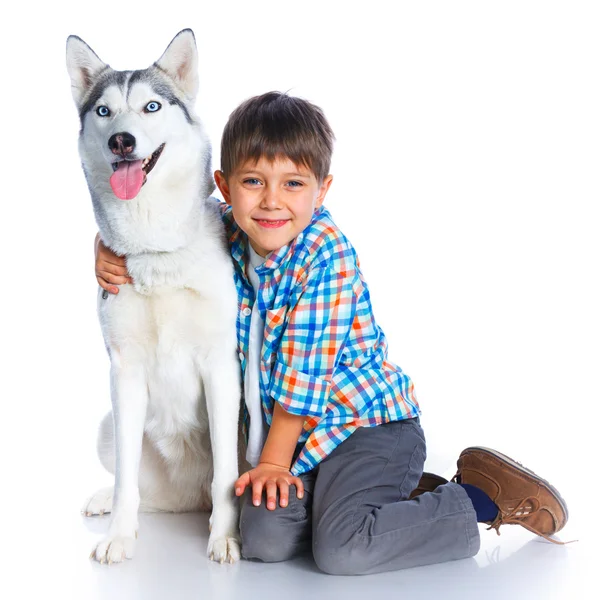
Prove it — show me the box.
[240,418,480,575]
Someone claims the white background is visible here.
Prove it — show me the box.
[1,1,595,597]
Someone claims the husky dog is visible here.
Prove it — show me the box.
[66,29,242,564]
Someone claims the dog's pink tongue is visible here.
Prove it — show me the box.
[110,161,144,200]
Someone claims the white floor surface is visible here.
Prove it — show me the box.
[12,463,589,600]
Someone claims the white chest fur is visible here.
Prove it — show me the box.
[98,252,238,438]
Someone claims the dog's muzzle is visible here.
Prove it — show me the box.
[109,143,166,201]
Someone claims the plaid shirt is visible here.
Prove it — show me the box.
[216,199,420,476]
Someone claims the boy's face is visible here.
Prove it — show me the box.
[215,157,333,257]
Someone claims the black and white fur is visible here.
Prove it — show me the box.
[66,29,242,564]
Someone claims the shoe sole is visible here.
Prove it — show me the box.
[461,446,569,524]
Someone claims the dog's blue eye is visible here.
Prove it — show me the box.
[96,106,110,117]
[145,101,162,113]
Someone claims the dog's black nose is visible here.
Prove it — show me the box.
[108,132,136,157]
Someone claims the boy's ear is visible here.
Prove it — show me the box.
[214,170,232,205]
[66,35,109,108]
[155,29,198,102]
[315,175,333,208]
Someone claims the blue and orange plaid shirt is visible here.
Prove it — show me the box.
[216,199,421,476]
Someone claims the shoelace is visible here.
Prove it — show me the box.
[485,497,577,545]
[452,473,578,545]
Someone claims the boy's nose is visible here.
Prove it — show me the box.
[261,190,282,209]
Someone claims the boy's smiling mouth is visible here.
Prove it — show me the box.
[253,219,290,229]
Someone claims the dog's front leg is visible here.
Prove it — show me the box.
[91,361,148,564]
[202,349,242,564]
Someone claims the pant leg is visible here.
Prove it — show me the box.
[311,418,480,575]
[239,468,316,562]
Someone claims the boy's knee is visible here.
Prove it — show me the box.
[312,522,361,575]
[239,503,297,562]
[312,538,357,575]
[312,518,372,575]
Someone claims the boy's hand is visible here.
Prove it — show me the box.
[235,462,304,510]
[94,232,133,294]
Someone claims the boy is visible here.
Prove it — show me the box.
[94,91,568,574]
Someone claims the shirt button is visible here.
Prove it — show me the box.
[242,307,252,317]
[238,351,244,361]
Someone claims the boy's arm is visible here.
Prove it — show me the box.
[235,403,305,510]
[259,402,305,469]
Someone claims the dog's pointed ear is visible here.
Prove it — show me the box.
[66,36,108,108]
[155,29,199,102]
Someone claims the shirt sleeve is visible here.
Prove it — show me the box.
[268,266,358,417]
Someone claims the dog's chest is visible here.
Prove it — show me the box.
[99,286,222,434]
[146,290,208,429]
[100,284,218,350]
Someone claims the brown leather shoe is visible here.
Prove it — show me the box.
[409,472,449,499]
[452,446,569,544]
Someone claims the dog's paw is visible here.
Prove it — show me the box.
[207,534,241,564]
[82,486,113,516]
[90,529,138,564]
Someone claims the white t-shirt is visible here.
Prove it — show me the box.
[244,243,269,466]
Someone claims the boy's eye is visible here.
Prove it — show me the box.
[287,180,303,188]
[243,178,261,185]
[96,106,110,117]
[144,101,162,113]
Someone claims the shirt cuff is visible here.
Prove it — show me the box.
[269,359,330,417]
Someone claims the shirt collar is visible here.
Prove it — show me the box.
[228,218,248,280]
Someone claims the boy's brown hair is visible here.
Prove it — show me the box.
[220,91,335,183]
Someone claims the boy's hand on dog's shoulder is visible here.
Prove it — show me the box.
[95,232,133,294]
[235,463,304,511]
